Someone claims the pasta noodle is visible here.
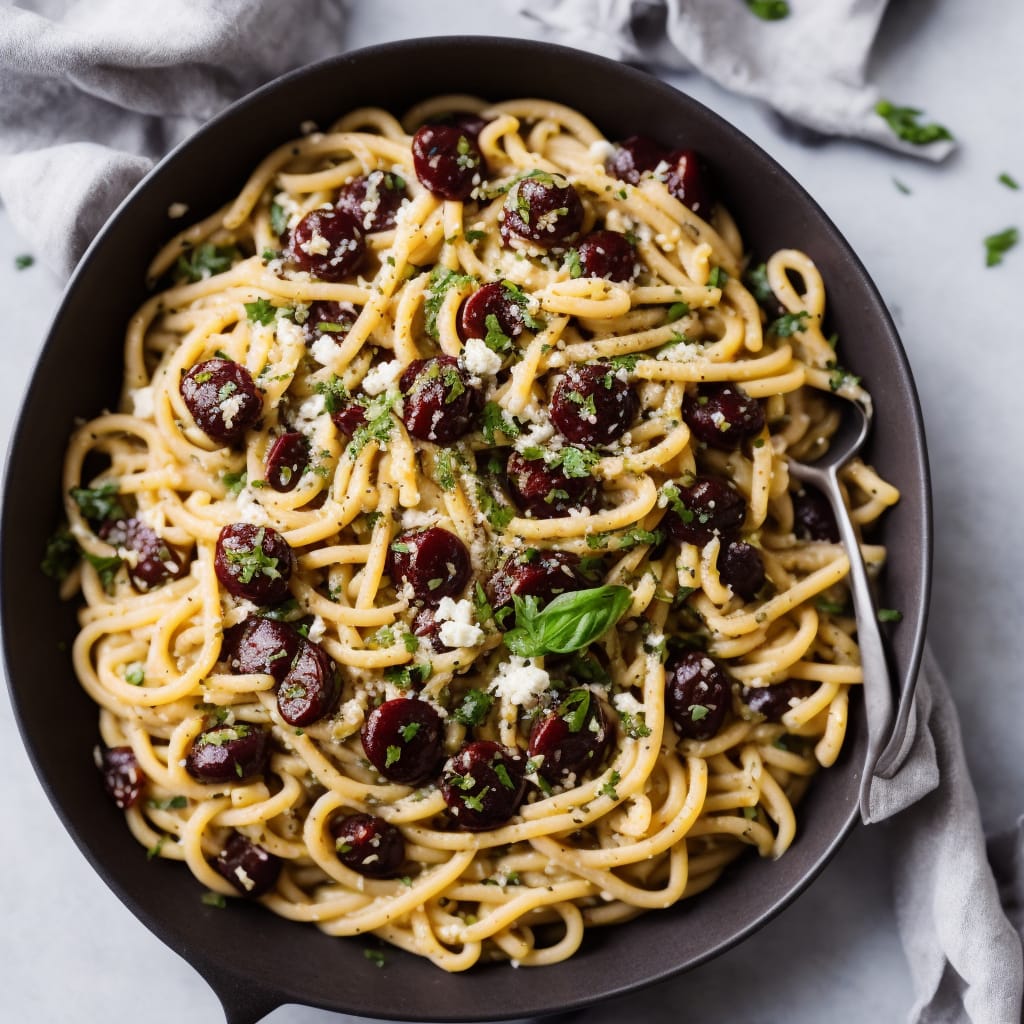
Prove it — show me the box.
[53,96,899,971]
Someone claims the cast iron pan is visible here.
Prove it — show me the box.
[1,37,930,1024]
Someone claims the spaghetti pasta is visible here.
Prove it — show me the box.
[53,96,898,970]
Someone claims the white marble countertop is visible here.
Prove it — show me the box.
[2,1,1022,1021]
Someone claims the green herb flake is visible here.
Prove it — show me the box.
[483,313,512,353]
[453,688,494,727]
[70,482,126,524]
[815,598,850,616]
[619,709,652,739]
[474,483,515,532]
[600,770,622,801]
[564,248,582,279]
[688,704,710,722]
[383,662,432,690]
[244,297,277,325]
[465,229,487,242]
[874,99,953,146]
[424,267,476,339]
[893,177,912,195]
[666,301,690,322]
[314,374,348,415]
[745,0,789,20]
[385,745,402,767]
[147,795,187,810]
[877,608,903,623]
[15,253,34,270]
[224,527,280,584]
[269,201,289,236]
[363,948,386,968]
[146,836,168,860]
[222,470,247,495]
[84,552,122,593]
[493,761,515,790]
[768,310,809,337]
[743,805,758,820]
[984,227,1019,267]
[201,891,227,909]
[558,690,591,733]
[501,281,544,330]
[42,524,80,582]
[998,173,1020,191]
[176,243,238,284]
[827,361,861,392]
[609,353,640,373]
[707,266,728,289]
[399,722,422,743]
[124,662,145,686]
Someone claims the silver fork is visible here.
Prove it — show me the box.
[786,397,894,821]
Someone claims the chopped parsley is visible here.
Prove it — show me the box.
[435,448,459,492]
[70,482,125,524]
[600,771,622,801]
[827,361,861,392]
[874,100,953,145]
[480,401,520,444]
[666,301,690,322]
[314,374,348,415]
[688,704,710,722]
[15,253,34,270]
[42,524,79,582]
[501,281,544,330]
[147,795,187,810]
[222,470,247,495]
[984,227,1019,267]
[399,722,421,743]
[224,527,281,584]
[269,201,289,236]
[474,483,515,531]
[707,266,728,288]
[998,173,1020,191]
[385,745,402,767]
[609,353,640,373]
[465,229,487,242]
[424,267,476,339]
[124,663,145,686]
[745,0,789,18]
[768,310,809,337]
[483,313,512,353]
[619,709,652,739]
[363,948,386,968]
[146,836,167,860]
[558,689,591,733]
[815,598,851,616]
[563,248,583,278]
[383,662,432,689]
[893,177,912,195]
[175,243,238,283]
[347,391,398,458]
[201,891,227,909]
[877,608,903,623]
[244,297,278,325]
[84,552,122,593]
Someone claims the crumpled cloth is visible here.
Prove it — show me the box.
[515,0,956,161]
[0,0,346,277]
[1,2,1020,1023]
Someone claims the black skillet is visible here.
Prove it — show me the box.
[0,36,930,1024]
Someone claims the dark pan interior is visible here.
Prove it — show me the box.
[1,37,930,1024]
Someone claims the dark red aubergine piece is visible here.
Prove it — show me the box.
[214,523,293,604]
[335,170,407,233]
[214,833,282,896]
[387,527,471,604]
[605,135,669,184]
[662,476,746,548]
[665,149,716,219]
[185,724,270,784]
[742,679,819,722]
[412,124,485,201]
[180,358,263,445]
[97,745,144,809]
[400,356,482,443]
[500,174,584,250]
[683,383,765,451]
[99,517,187,591]
[550,361,639,446]
[792,486,840,543]
[329,812,406,878]
[289,206,365,281]
[576,231,638,283]
[265,432,309,492]
[665,650,731,741]
[506,450,600,520]
[528,690,612,782]
[457,281,528,342]
[222,616,300,682]
[276,637,339,727]
[361,698,445,785]
[717,541,766,602]
[440,740,527,831]
[303,300,359,342]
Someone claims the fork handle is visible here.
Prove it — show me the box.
[791,461,895,822]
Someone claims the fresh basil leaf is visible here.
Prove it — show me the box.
[505,585,632,657]
[874,100,953,145]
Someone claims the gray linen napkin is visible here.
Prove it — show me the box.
[515,0,956,160]
[0,0,346,278]
[1,3,1020,1023]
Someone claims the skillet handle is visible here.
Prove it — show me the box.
[195,962,282,1024]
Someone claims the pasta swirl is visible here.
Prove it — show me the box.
[54,96,898,971]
